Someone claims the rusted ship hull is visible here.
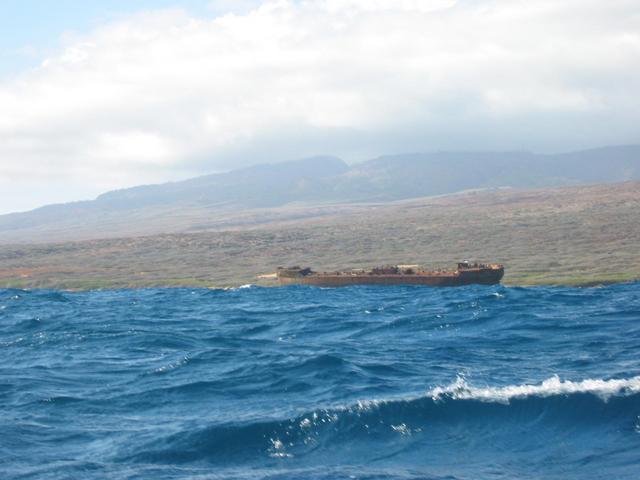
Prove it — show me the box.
[277,264,504,287]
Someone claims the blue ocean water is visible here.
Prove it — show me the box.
[1,283,640,479]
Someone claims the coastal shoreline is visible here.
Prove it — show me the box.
[1,275,638,291]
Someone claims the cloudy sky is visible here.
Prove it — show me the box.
[1,0,639,214]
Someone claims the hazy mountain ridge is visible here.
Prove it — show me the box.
[332,145,640,201]
[95,155,350,208]
[1,145,639,243]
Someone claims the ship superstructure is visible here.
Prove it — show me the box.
[276,262,504,287]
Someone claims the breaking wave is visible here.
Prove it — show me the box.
[126,375,640,465]
[428,374,640,403]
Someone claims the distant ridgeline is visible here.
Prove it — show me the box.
[70,145,640,207]
[0,145,639,243]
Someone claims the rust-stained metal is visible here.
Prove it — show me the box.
[276,262,504,287]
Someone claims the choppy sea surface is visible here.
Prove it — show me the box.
[1,283,640,479]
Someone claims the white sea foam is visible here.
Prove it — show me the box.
[430,375,640,403]
[153,354,191,374]
[221,284,255,291]
[268,438,293,458]
[391,423,412,435]
[346,375,640,413]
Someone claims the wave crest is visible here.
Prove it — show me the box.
[430,375,640,403]
[125,375,640,465]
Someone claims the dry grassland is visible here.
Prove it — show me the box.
[1,182,638,289]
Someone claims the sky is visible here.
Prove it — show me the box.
[0,0,639,214]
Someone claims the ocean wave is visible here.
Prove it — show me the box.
[125,376,640,465]
[5,284,640,478]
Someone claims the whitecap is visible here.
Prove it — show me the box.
[223,283,255,291]
[430,374,640,403]
[344,374,640,414]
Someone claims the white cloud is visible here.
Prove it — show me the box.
[208,0,265,16]
[322,0,457,13]
[0,0,639,213]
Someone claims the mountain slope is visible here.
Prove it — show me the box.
[1,145,639,243]
[332,145,640,201]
